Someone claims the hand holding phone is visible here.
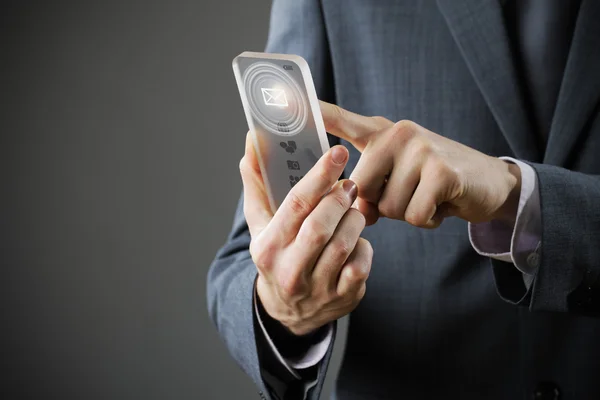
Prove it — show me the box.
[234,52,372,336]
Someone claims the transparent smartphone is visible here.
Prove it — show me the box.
[232,51,330,213]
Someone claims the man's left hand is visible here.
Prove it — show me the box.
[320,101,522,228]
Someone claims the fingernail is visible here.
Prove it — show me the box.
[331,146,347,165]
[342,179,358,200]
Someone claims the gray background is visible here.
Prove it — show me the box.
[1,1,346,399]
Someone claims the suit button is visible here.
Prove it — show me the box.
[533,381,560,400]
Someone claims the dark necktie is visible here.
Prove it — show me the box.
[503,0,582,147]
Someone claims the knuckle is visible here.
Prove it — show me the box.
[330,238,354,264]
[331,104,347,129]
[286,191,312,216]
[249,236,276,270]
[355,262,370,281]
[277,271,306,299]
[378,197,399,218]
[359,238,374,261]
[344,245,372,283]
[371,115,391,128]
[404,207,428,227]
[391,119,417,142]
[317,167,334,187]
[344,265,363,284]
[404,212,419,226]
[302,218,332,248]
[347,207,366,229]
[411,138,432,158]
[396,119,418,132]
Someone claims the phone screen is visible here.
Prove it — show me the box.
[233,52,330,212]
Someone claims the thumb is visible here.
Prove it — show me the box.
[239,131,273,238]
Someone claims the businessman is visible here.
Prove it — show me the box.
[208,0,600,399]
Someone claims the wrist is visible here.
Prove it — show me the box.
[494,161,521,225]
[256,276,319,337]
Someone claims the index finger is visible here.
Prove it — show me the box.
[319,100,392,151]
[265,145,349,244]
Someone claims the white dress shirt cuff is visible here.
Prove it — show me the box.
[468,157,542,284]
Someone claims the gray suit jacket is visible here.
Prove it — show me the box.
[207,0,600,399]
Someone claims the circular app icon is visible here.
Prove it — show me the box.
[242,61,308,136]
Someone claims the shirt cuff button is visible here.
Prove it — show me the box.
[527,252,540,268]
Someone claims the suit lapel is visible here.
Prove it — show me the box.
[544,0,600,166]
[437,0,542,162]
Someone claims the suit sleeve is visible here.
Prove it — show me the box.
[491,163,600,317]
[206,1,339,399]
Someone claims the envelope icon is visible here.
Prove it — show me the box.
[261,87,288,107]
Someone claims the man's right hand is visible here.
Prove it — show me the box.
[239,132,373,336]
